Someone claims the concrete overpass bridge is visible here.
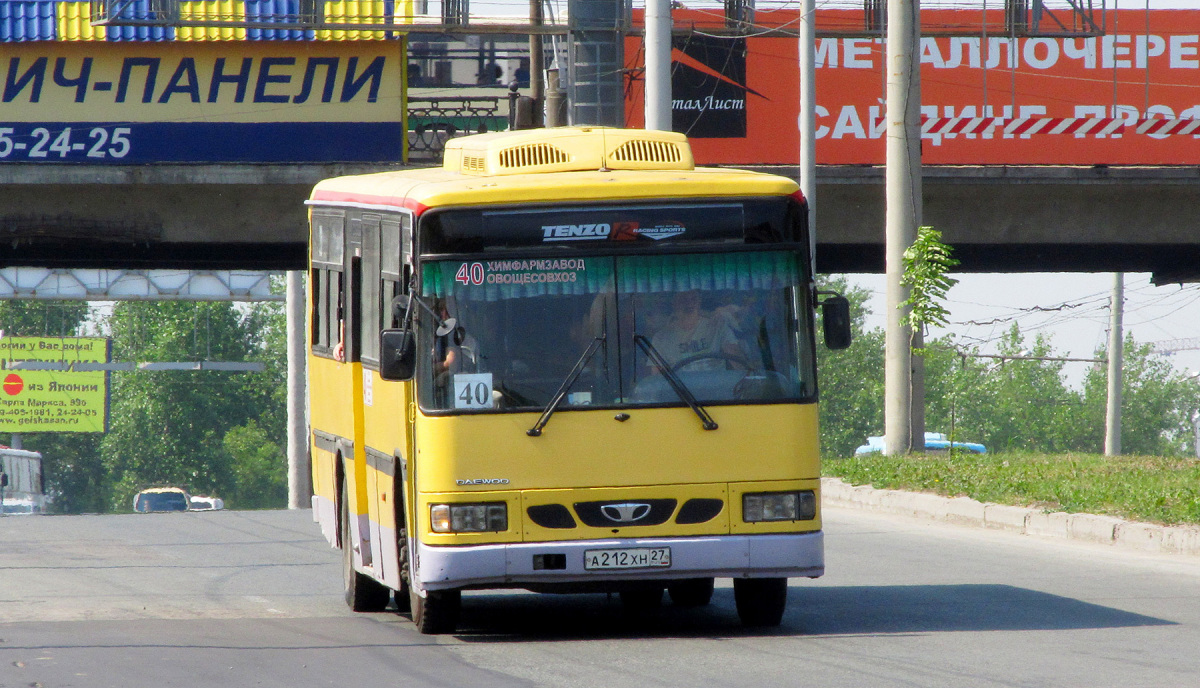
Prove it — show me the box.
[3,2,1199,283]
[6,162,1200,284]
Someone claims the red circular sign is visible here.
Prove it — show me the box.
[3,373,24,396]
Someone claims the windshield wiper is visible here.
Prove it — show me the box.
[526,335,606,437]
[633,334,718,431]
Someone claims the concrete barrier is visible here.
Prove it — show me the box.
[821,477,1199,557]
[939,496,987,525]
[983,504,1030,532]
[1068,514,1124,544]
[1026,511,1072,539]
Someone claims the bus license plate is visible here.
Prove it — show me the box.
[583,547,671,570]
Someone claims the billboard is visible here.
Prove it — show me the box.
[625,9,1200,166]
[0,41,405,163]
[0,336,108,364]
[670,35,751,138]
[0,370,107,432]
[0,337,109,433]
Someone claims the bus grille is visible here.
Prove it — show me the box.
[498,143,571,169]
[609,139,683,164]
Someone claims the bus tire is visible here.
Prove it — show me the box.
[733,577,787,627]
[668,578,715,607]
[341,477,391,613]
[409,585,461,634]
[394,476,411,614]
[619,587,664,611]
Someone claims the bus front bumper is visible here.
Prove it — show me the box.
[414,531,823,591]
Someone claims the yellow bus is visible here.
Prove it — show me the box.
[306,126,851,634]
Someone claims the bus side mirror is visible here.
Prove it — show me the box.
[380,329,416,381]
[821,295,852,350]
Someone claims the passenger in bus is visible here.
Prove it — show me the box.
[434,330,477,377]
[332,320,345,362]
[431,301,480,406]
[651,290,743,371]
[332,291,345,362]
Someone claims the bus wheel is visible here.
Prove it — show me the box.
[394,479,411,614]
[668,578,715,607]
[619,587,664,611]
[394,537,411,614]
[340,478,391,613]
[733,578,787,627]
[409,585,461,634]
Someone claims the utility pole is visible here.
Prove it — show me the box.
[798,0,817,271]
[286,271,311,508]
[1192,411,1200,459]
[529,0,545,127]
[1105,272,1123,456]
[644,0,672,130]
[884,0,921,455]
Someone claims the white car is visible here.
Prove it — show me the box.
[133,487,191,513]
[855,432,987,455]
[188,495,225,511]
[1,497,43,515]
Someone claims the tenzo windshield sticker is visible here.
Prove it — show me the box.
[454,259,588,286]
[623,221,687,241]
[541,223,613,241]
[540,221,688,242]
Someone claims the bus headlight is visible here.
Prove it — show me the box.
[742,491,816,522]
[430,503,508,533]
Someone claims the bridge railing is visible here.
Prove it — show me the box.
[407,96,507,163]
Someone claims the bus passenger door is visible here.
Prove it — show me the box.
[361,212,415,590]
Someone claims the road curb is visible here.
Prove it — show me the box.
[821,477,1200,557]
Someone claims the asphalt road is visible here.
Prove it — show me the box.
[2,506,1199,687]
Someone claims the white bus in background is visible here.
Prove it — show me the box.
[0,447,47,515]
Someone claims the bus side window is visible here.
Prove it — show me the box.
[311,211,346,359]
[311,267,326,349]
[380,216,409,329]
[361,216,382,365]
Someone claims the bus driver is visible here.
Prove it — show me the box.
[650,290,744,371]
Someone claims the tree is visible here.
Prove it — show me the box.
[900,226,959,336]
[1081,336,1200,456]
[817,278,1200,459]
[816,276,885,457]
[101,300,284,511]
[223,420,287,508]
[222,294,288,509]
[923,325,1088,453]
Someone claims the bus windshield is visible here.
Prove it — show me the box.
[416,251,816,413]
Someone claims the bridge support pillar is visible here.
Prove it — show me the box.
[287,271,311,508]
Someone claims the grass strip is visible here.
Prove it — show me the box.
[823,451,1200,526]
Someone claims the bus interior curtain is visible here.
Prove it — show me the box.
[616,252,799,293]
[421,252,799,301]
